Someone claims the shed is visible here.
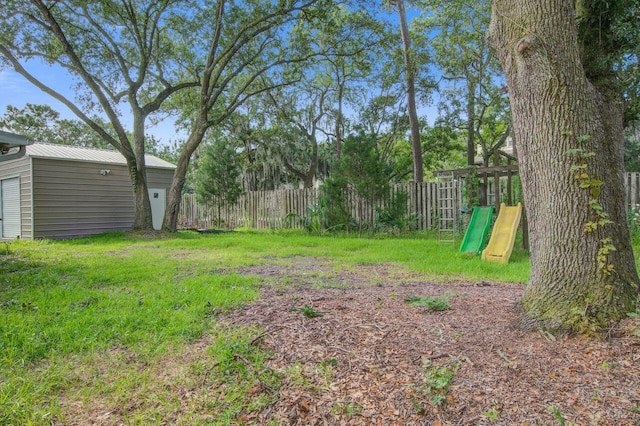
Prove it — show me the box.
[0,142,176,240]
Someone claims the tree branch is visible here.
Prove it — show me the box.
[30,0,133,156]
[0,46,123,152]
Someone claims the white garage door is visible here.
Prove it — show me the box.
[1,177,21,239]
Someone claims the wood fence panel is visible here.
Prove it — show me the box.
[178,173,640,231]
[420,183,427,230]
[626,172,640,211]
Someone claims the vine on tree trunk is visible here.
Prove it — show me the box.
[567,135,616,275]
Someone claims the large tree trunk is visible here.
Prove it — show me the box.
[489,0,639,331]
[396,0,423,183]
[163,124,208,232]
[129,116,154,230]
[129,163,153,230]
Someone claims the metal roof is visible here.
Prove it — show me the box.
[25,143,176,169]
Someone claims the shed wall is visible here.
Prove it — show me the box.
[147,167,175,190]
[32,158,174,239]
[0,156,32,239]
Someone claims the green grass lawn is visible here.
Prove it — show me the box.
[0,230,635,424]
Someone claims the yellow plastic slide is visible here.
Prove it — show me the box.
[481,203,522,264]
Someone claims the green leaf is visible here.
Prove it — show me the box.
[584,222,598,233]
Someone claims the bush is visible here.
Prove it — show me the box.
[317,177,352,232]
[376,190,415,233]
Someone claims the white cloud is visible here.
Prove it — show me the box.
[0,69,35,94]
[0,68,75,118]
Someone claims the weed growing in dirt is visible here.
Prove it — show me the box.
[284,362,307,387]
[315,361,336,389]
[483,407,500,420]
[547,405,566,425]
[290,304,323,318]
[404,291,455,312]
[285,361,324,394]
[284,359,340,396]
[423,363,457,405]
[330,401,363,417]
[319,358,338,367]
[410,361,459,411]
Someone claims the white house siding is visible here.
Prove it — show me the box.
[31,158,174,239]
[0,155,32,239]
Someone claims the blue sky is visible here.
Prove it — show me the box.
[0,68,68,111]
[0,63,180,145]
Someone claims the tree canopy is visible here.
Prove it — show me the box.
[0,0,202,229]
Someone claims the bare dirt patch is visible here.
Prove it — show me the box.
[226,258,640,425]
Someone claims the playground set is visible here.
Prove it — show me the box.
[435,156,526,264]
[465,202,522,264]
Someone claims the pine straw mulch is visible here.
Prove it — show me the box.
[222,257,640,425]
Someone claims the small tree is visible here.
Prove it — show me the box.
[194,138,243,228]
[340,132,392,207]
[320,131,395,233]
[376,189,412,233]
[317,175,351,232]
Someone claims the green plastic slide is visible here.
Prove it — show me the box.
[459,206,494,255]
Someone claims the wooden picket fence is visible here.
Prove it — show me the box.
[179,182,447,230]
[178,172,640,231]
[626,172,640,211]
